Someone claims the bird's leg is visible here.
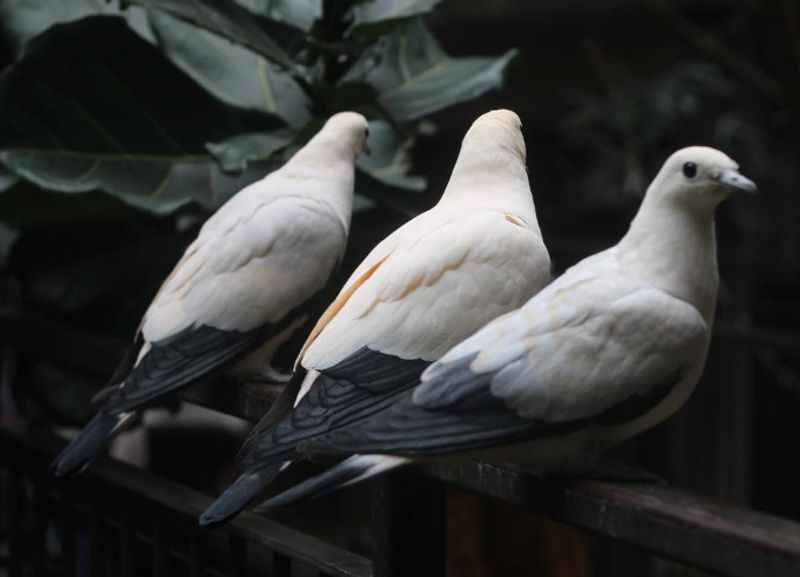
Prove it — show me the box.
[255,364,294,384]
[231,316,307,385]
[231,364,293,385]
[229,348,293,385]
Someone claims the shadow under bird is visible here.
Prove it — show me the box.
[50,112,370,477]
[256,146,758,509]
[199,109,553,526]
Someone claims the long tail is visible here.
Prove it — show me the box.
[255,454,410,511]
[199,462,287,527]
[51,411,135,477]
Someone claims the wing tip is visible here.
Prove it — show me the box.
[256,454,409,510]
[199,465,283,527]
[49,411,132,478]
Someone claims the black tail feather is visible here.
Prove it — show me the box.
[255,454,408,511]
[51,411,131,477]
[199,463,284,527]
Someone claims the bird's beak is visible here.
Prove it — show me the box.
[717,168,758,194]
[363,144,372,156]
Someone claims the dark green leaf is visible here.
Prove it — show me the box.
[0,0,154,55]
[349,0,442,32]
[0,17,280,214]
[125,0,297,70]
[354,169,425,218]
[206,130,293,172]
[0,150,269,214]
[239,0,322,32]
[148,10,312,126]
[357,120,425,190]
[342,19,517,121]
[315,81,381,114]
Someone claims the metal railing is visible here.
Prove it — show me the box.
[3,306,800,576]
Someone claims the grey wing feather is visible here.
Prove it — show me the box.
[238,347,430,470]
[299,354,684,457]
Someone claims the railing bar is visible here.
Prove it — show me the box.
[153,521,168,577]
[369,474,445,577]
[7,470,23,577]
[273,551,292,576]
[228,535,247,577]
[425,461,800,577]
[120,511,136,577]
[58,500,78,577]
[88,507,104,577]
[188,530,206,577]
[31,478,49,577]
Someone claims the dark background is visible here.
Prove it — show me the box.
[2,1,799,574]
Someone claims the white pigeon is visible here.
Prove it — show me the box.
[198,109,552,526]
[51,112,369,477]
[258,146,757,508]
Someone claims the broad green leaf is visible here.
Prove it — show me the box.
[148,11,311,126]
[357,120,425,190]
[0,17,280,215]
[239,0,322,32]
[125,0,297,70]
[354,170,425,218]
[0,150,269,214]
[0,0,154,54]
[206,130,293,173]
[0,1,311,124]
[342,19,517,121]
[349,0,442,31]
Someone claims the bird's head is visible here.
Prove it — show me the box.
[649,146,757,210]
[319,111,370,159]
[461,109,526,163]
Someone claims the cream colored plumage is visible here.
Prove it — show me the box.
[256,146,757,509]
[51,112,369,477]
[199,109,552,526]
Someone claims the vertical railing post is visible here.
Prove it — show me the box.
[187,529,206,577]
[7,470,23,577]
[370,470,446,577]
[228,534,248,577]
[120,510,136,577]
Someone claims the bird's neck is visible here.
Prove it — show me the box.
[618,196,719,321]
[439,146,539,231]
[279,147,355,235]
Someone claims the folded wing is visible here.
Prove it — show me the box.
[110,194,347,412]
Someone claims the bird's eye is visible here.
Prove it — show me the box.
[364,128,370,139]
[682,162,697,178]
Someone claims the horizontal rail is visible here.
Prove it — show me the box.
[424,461,800,577]
[0,424,373,577]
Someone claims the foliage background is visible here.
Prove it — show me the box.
[2,1,800,573]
